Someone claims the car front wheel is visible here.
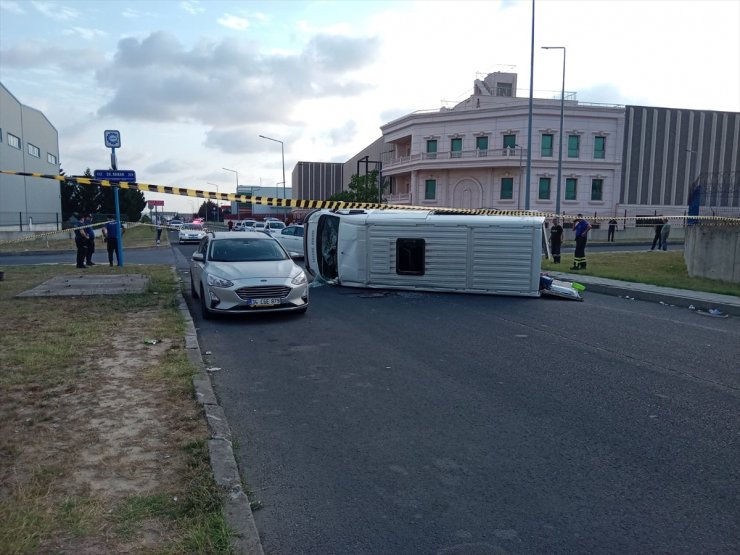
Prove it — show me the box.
[200,285,214,320]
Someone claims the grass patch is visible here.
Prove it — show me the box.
[0,265,234,554]
[543,250,740,296]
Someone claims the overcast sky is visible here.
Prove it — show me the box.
[1,0,738,215]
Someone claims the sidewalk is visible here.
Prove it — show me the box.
[549,271,740,316]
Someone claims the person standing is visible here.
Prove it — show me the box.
[83,214,96,266]
[73,218,89,269]
[155,216,163,246]
[571,214,592,270]
[650,219,664,250]
[660,217,671,251]
[549,217,563,264]
[102,214,125,266]
[228,219,234,232]
[608,218,617,242]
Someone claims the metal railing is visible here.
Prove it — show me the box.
[386,148,527,169]
[0,212,61,231]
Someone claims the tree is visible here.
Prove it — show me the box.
[59,168,146,222]
[198,200,221,222]
[328,170,385,203]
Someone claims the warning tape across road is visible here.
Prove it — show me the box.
[3,169,740,224]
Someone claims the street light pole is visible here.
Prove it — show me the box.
[258,135,286,204]
[542,45,566,216]
[222,167,238,218]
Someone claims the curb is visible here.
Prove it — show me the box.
[549,272,740,316]
[175,277,264,555]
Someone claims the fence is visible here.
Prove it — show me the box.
[688,171,740,224]
[0,212,61,232]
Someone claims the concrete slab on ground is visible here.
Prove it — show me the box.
[16,274,150,297]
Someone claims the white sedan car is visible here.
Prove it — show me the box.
[274,225,304,257]
[189,231,308,319]
[179,223,206,244]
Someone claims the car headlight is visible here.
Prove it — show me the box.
[207,274,234,288]
[291,271,307,286]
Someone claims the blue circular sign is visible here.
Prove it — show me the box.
[104,130,121,148]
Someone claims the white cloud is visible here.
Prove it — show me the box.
[217,14,249,31]
[180,0,205,16]
[62,26,105,41]
[0,1,25,14]
[31,0,80,21]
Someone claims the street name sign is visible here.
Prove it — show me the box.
[94,170,137,181]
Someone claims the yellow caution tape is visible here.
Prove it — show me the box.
[2,169,739,224]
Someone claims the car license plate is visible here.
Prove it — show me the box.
[247,298,281,306]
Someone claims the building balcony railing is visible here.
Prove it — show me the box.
[385,147,527,170]
[385,193,412,204]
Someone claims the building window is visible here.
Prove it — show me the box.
[500,177,514,200]
[565,178,577,200]
[28,143,40,158]
[497,83,513,97]
[47,153,57,165]
[503,134,516,149]
[538,177,551,200]
[8,133,21,149]
[424,179,436,200]
[426,139,437,159]
[594,136,606,159]
[541,134,553,157]
[396,238,425,276]
[450,138,462,158]
[476,136,488,156]
[591,178,603,201]
[568,135,580,158]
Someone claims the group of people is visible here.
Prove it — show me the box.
[71,213,125,268]
[650,218,671,251]
[548,213,593,270]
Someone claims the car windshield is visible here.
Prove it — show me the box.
[209,238,289,262]
[182,224,202,230]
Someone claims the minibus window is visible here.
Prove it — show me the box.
[316,215,340,280]
[396,238,425,275]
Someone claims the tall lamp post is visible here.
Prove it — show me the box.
[542,45,566,216]
[222,167,238,219]
[258,134,286,204]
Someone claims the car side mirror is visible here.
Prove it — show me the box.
[192,252,205,262]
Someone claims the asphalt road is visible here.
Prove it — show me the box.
[172,242,740,554]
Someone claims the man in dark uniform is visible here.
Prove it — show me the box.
[549,217,563,263]
[83,214,96,266]
[102,214,125,266]
[608,218,617,242]
[73,217,89,269]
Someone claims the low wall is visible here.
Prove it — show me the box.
[684,226,740,283]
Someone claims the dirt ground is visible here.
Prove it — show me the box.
[0,309,209,554]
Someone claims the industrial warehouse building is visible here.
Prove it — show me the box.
[0,82,61,230]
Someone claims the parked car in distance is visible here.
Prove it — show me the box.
[189,231,308,319]
[275,224,305,257]
[233,219,257,231]
[168,218,183,229]
[179,223,206,244]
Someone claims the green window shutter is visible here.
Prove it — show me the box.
[594,136,605,159]
[425,179,436,200]
[476,136,488,150]
[426,139,437,153]
[503,134,516,149]
[565,178,577,200]
[500,177,513,199]
[568,135,580,158]
[591,179,603,200]
[541,134,553,157]
[538,177,551,200]
[450,138,462,158]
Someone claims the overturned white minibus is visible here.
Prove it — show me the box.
[303,209,550,297]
